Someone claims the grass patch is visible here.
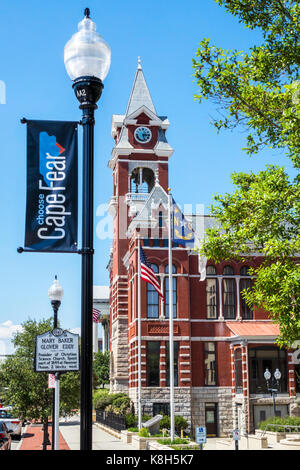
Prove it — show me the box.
[157,437,189,445]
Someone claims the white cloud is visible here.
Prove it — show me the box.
[70,327,81,336]
[0,321,22,356]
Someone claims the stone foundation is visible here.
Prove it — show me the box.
[191,387,233,437]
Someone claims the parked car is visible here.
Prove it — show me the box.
[0,408,22,440]
[0,421,12,450]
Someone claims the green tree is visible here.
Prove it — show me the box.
[0,319,80,422]
[192,0,300,347]
[193,0,300,167]
[93,350,110,388]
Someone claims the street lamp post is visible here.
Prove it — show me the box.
[48,276,64,451]
[264,368,282,417]
[64,8,111,451]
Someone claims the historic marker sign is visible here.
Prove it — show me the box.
[35,328,79,373]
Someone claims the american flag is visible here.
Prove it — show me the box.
[93,307,101,323]
[140,246,165,301]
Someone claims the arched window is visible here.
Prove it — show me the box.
[206,265,218,319]
[223,265,234,275]
[159,211,163,228]
[165,264,177,274]
[206,265,217,275]
[130,167,155,194]
[240,266,253,319]
[147,264,159,318]
[164,265,177,318]
[206,280,218,320]
[222,266,236,319]
[240,266,250,276]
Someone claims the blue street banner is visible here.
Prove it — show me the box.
[24,120,78,252]
[172,198,195,246]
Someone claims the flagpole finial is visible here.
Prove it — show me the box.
[168,187,171,192]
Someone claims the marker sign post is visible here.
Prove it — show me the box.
[35,328,80,373]
[233,429,240,451]
[195,426,206,450]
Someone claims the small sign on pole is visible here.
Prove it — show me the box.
[48,374,56,389]
[195,426,206,450]
[233,428,240,451]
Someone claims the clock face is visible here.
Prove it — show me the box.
[134,126,152,144]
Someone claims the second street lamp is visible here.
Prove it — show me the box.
[48,275,64,451]
[64,8,111,451]
[264,368,282,417]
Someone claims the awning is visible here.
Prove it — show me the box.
[226,321,280,341]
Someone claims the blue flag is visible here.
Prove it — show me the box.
[172,198,195,246]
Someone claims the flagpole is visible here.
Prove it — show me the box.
[168,190,175,442]
[93,320,98,353]
[137,235,142,430]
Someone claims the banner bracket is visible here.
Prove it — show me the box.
[17,247,79,254]
[77,247,94,255]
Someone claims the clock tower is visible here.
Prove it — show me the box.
[107,59,173,392]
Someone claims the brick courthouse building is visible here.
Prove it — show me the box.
[106,61,300,437]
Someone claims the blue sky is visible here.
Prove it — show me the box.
[0,0,295,353]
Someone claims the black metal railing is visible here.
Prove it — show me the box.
[95,410,127,431]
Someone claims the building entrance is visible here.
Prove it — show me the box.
[205,403,218,437]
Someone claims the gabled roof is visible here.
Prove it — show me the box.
[127,183,216,239]
[125,59,156,117]
[226,321,280,341]
[109,60,173,168]
[127,183,169,236]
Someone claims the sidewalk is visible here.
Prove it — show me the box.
[19,424,70,450]
[17,415,133,451]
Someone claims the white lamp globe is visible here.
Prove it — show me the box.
[274,368,281,381]
[48,276,64,302]
[64,9,111,82]
[264,368,271,381]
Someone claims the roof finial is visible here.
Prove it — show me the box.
[137,56,142,70]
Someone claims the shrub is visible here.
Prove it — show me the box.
[258,416,300,433]
[125,413,153,429]
[110,395,131,415]
[157,437,189,445]
[138,427,149,437]
[94,391,131,414]
[159,415,170,430]
[127,427,139,433]
[142,414,152,423]
[93,390,113,410]
[174,415,189,433]
[159,415,189,433]
[125,413,137,428]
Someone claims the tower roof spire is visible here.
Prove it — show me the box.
[125,59,156,117]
